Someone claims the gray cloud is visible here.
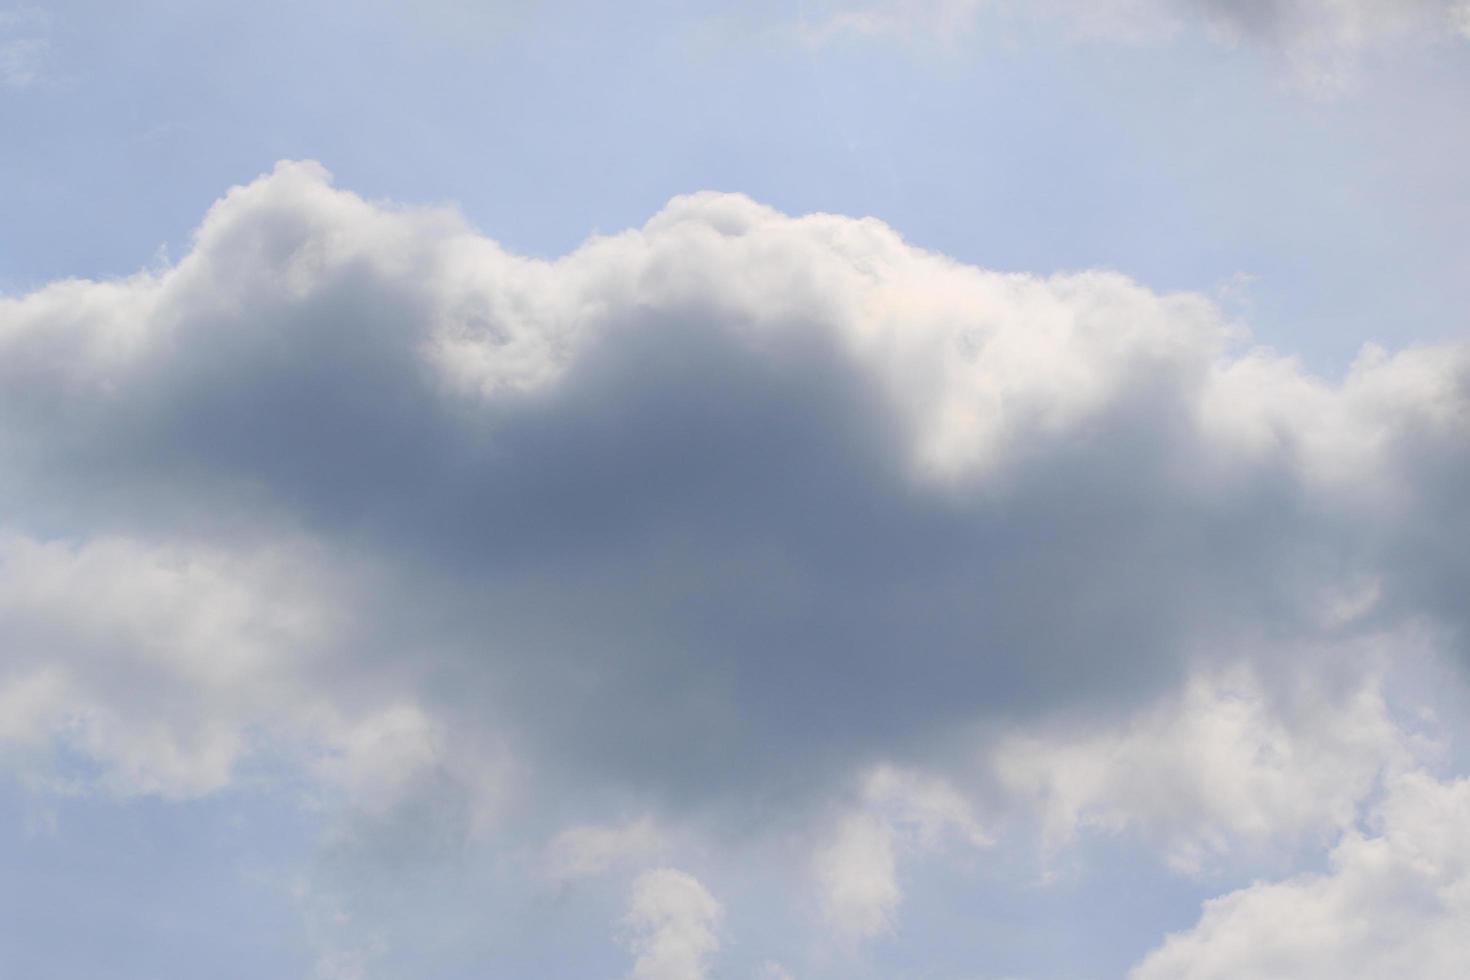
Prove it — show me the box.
[1,161,1466,825]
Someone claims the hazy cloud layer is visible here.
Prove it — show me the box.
[801,0,1470,84]
[0,8,49,90]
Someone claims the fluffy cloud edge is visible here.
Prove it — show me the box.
[1130,770,1470,979]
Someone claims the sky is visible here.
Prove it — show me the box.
[1,2,1469,978]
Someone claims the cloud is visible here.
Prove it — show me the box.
[1,160,1466,829]
[814,811,901,941]
[623,868,723,980]
[794,0,986,47]
[797,0,1470,86]
[0,532,336,797]
[814,765,990,940]
[0,529,508,834]
[1131,771,1470,979]
[993,655,1428,872]
[0,36,44,89]
[1181,0,1469,46]
[548,816,666,881]
[1046,0,1469,47]
[1175,0,1470,88]
[0,7,53,92]
[0,8,49,91]
[1,157,1467,978]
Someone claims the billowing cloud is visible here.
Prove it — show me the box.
[1,162,1468,973]
[1131,771,1470,979]
[1,160,1466,821]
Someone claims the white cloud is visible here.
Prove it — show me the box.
[0,530,507,820]
[1131,770,1470,979]
[312,703,445,815]
[814,810,901,941]
[547,816,665,881]
[864,766,992,851]
[814,766,990,940]
[0,532,334,797]
[623,868,723,980]
[994,658,1426,872]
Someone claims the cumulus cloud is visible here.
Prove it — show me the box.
[1,160,1466,833]
[623,868,723,980]
[0,165,1466,980]
[0,157,1464,977]
[1131,771,1470,979]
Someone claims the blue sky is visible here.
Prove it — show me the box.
[3,2,1470,979]
[7,1,1470,366]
